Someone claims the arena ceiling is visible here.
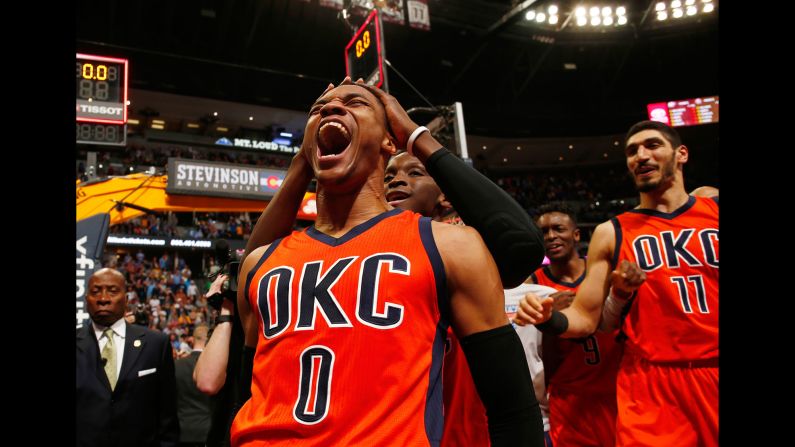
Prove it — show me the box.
[76,0,718,138]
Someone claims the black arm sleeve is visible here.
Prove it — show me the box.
[238,346,255,404]
[460,325,545,447]
[535,310,569,336]
[424,148,545,288]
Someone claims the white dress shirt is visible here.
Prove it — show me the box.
[93,318,127,378]
[504,283,558,432]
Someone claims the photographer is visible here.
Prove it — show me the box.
[193,242,245,447]
[193,273,233,394]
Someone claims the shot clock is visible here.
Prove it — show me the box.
[344,10,387,90]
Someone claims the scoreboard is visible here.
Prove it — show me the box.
[76,122,127,146]
[76,53,128,146]
[647,96,719,127]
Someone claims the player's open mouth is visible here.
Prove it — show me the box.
[317,121,352,159]
[386,190,410,207]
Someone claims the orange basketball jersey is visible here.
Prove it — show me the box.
[612,196,719,362]
[533,267,620,447]
[231,209,449,446]
[531,266,623,395]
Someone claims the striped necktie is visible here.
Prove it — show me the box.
[101,328,117,390]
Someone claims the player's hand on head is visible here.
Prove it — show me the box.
[549,290,576,312]
[292,139,314,173]
[610,260,646,298]
[512,293,553,326]
[353,78,418,147]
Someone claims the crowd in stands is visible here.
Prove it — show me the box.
[494,164,636,220]
[103,249,224,359]
[122,143,292,169]
[76,143,292,181]
[188,212,254,240]
[111,212,255,241]
[111,213,180,238]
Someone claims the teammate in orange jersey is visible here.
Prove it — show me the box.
[515,120,718,447]
[385,152,489,447]
[386,152,556,447]
[231,79,545,447]
[527,203,623,447]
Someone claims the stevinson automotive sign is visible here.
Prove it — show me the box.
[167,158,286,200]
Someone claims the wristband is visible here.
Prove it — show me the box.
[406,126,429,156]
[206,292,223,312]
[535,310,569,336]
[216,314,234,325]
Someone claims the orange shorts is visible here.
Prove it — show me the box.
[616,353,718,447]
[549,388,617,447]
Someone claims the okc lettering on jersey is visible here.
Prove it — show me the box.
[255,252,410,339]
[631,228,719,272]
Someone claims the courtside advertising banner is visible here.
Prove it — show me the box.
[167,158,287,201]
[76,213,111,329]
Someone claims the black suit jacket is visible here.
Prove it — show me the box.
[76,322,179,447]
[174,350,212,443]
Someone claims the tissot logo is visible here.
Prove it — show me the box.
[76,104,123,117]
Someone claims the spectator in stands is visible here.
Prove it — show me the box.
[186,280,199,301]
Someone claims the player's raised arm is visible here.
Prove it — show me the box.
[514,221,617,338]
[433,222,545,446]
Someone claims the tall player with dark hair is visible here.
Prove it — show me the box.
[231,80,544,446]
[527,203,624,447]
[516,120,719,446]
